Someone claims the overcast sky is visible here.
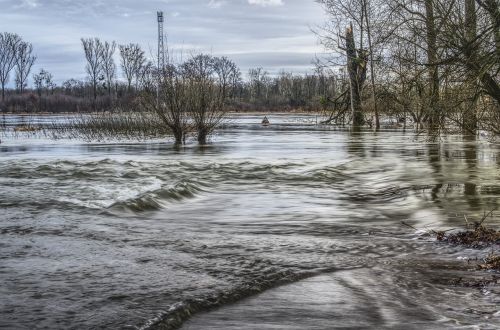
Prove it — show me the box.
[0,0,327,85]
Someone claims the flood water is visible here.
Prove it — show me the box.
[1,114,499,329]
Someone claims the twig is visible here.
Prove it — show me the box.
[401,221,418,230]
[401,221,439,235]
[479,208,497,226]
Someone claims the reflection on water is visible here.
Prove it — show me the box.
[464,135,480,210]
[0,114,499,329]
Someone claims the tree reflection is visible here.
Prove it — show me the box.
[427,142,443,205]
[463,135,480,210]
[346,129,366,158]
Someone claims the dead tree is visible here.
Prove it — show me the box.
[361,0,380,130]
[320,90,350,124]
[345,23,368,128]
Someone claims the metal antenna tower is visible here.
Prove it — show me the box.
[157,11,165,104]
[157,11,165,72]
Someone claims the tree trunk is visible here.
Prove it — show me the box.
[173,129,183,145]
[477,0,500,58]
[197,134,207,145]
[424,0,440,128]
[93,81,97,111]
[346,23,364,128]
[362,0,379,130]
[464,0,478,132]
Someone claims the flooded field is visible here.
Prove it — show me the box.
[1,114,499,329]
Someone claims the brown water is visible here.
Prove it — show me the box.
[0,114,499,329]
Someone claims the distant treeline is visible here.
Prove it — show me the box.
[0,68,341,114]
[0,32,341,114]
[0,71,343,113]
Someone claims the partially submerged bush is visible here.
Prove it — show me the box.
[51,110,169,141]
[436,224,500,248]
[140,54,240,145]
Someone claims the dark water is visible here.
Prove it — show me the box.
[0,114,499,329]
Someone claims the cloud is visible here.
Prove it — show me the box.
[1,0,326,85]
[248,0,284,7]
[16,0,38,9]
[208,0,225,8]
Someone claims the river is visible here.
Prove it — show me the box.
[1,114,499,329]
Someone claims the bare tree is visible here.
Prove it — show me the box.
[14,41,36,94]
[248,67,268,101]
[361,0,380,129]
[315,0,381,128]
[424,0,440,128]
[141,63,190,145]
[424,0,500,132]
[33,69,44,97]
[119,43,146,92]
[0,32,21,101]
[463,0,478,131]
[214,56,241,99]
[101,41,116,98]
[137,61,156,90]
[81,37,104,107]
[183,55,236,144]
[62,78,85,97]
[345,23,368,127]
[140,54,236,145]
[33,69,54,97]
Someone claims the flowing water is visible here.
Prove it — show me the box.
[0,114,499,329]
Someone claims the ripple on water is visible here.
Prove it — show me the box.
[0,118,499,329]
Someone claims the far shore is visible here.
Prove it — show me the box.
[1,109,323,116]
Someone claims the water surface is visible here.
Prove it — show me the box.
[1,114,499,329]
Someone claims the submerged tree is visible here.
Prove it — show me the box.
[182,55,239,144]
[140,54,239,145]
[345,23,368,128]
[315,0,380,129]
[141,63,190,145]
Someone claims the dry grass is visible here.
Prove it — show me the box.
[479,255,500,271]
[47,110,171,141]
